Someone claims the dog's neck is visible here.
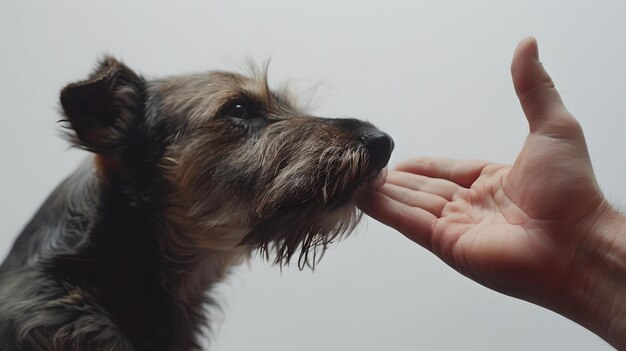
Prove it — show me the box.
[46,158,248,349]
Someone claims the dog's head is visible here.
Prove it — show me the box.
[60,57,393,268]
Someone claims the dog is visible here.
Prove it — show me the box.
[0,57,394,351]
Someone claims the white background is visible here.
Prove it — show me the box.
[1,1,625,350]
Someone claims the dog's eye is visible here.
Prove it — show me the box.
[222,101,250,119]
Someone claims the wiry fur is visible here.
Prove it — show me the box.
[0,57,393,351]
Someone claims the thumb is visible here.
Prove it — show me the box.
[511,37,574,134]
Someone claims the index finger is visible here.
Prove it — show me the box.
[357,189,437,250]
[395,157,490,188]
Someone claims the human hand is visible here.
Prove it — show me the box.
[358,37,626,349]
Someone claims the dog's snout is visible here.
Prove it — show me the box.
[360,129,394,171]
[327,117,364,132]
[327,118,394,171]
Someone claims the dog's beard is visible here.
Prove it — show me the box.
[242,147,387,269]
[244,201,361,269]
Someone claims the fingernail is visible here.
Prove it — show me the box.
[530,37,539,60]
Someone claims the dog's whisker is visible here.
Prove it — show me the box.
[52,256,116,266]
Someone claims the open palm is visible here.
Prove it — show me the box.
[358,38,609,305]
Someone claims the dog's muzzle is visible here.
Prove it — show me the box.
[326,117,395,172]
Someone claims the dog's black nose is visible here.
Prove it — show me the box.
[361,129,394,171]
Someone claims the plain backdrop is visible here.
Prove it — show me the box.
[1,1,625,350]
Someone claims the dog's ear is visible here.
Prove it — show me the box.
[60,56,145,155]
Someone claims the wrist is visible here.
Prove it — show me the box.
[595,205,626,278]
[596,207,626,348]
[559,203,626,349]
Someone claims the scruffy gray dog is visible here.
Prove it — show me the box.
[0,58,393,351]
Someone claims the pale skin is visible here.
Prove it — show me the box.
[357,37,626,350]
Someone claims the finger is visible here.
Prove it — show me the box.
[511,37,578,135]
[357,190,436,249]
[378,183,447,216]
[395,158,489,188]
[387,170,464,200]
